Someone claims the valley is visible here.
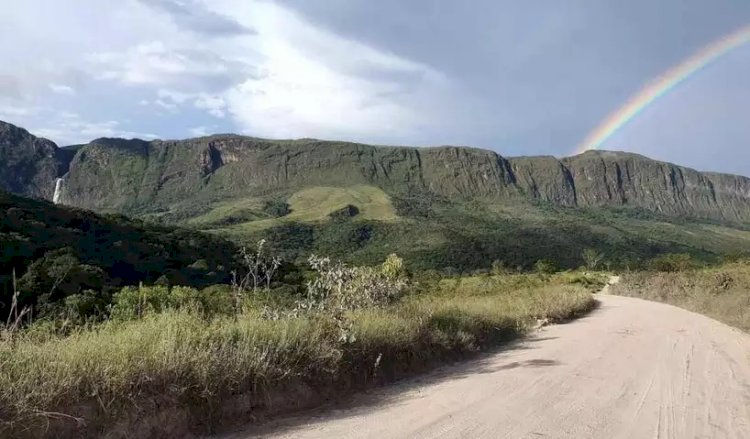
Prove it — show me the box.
[4,2,750,437]
[3,120,750,438]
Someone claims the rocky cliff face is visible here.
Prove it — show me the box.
[2,120,749,223]
[58,137,524,211]
[0,121,71,199]
[559,151,750,222]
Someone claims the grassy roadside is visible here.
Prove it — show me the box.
[610,261,750,331]
[0,272,602,439]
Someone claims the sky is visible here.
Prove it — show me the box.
[1,0,749,176]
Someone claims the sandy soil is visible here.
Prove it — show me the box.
[227,283,750,439]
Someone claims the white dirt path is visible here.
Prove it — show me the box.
[228,280,750,439]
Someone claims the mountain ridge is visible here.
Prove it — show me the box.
[2,119,749,224]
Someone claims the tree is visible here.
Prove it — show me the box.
[582,248,605,270]
[18,249,78,304]
[299,254,408,342]
[231,239,282,319]
[46,253,78,297]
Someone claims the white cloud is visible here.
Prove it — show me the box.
[154,99,178,111]
[91,41,194,84]
[209,0,450,141]
[0,103,36,118]
[158,89,192,104]
[59,111,80,120]
[194,95,226,118]
[80,0,450,140]
[150,89,226,117]
[88,40,251,91]
[1,0,453,144]
[48,83,75,95]
[189,126,211,136]
[31,113,158,144]
[137,0,254,37]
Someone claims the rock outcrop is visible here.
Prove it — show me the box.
[0,121,71,199]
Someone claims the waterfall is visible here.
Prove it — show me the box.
[52,178,63,204]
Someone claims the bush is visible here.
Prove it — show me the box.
[611,260,750,331]
[110,285,174,321]
[559,271,609,290]
[534,259,557,274]
[491,260,511,275]
[263,199,291,217]
[649,253,696,272]
[301,255,408,313]
[61,290,109,323]
[381,253,406,279]
[16,249,109,319]
[581,248,605,270]
[0,269,596,438]
[329,204,360,220]
[110,285,234,321]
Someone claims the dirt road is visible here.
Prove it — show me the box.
[232,290,750,439]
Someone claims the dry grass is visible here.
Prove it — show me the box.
[611,261,750,331]
[0,273,596,438]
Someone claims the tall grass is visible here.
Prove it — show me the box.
[0,273,597,438]
[611,261,750,331]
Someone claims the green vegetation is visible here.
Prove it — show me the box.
[0,190,238,321]
[0,258,600,438]
[188,185,398,232]
[647,253,698,272]
[611,259,750,331]
[6,118,750,277]
[3,118,744,275]
[7,119,750,437]
[203,193,750,274]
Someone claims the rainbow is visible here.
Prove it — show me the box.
[576,24,750,154]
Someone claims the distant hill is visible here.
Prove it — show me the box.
[2,119,750,271]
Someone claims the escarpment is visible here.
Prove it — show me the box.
[2,119,749,223]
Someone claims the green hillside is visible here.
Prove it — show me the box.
[185,185,398,231]
[183,189,750,272]
[38,129,750,226]
[3,120,750,273]
[0,190,238,320]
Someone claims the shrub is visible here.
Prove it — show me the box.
[491,260,511,276]
[110,285,174,320]
[534,259,557,274]
[263,199,291,217]
[329,204,360,220]
[61,290,109,323]
[611,260,750,331]
[109,285,234,321]
[16,249,108,318]
[301,255,408,313]
[189,259,209,271]
[649,253,696,272]
[581,248,605,270]
[381,253,406,279]
[0,269,596,438]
